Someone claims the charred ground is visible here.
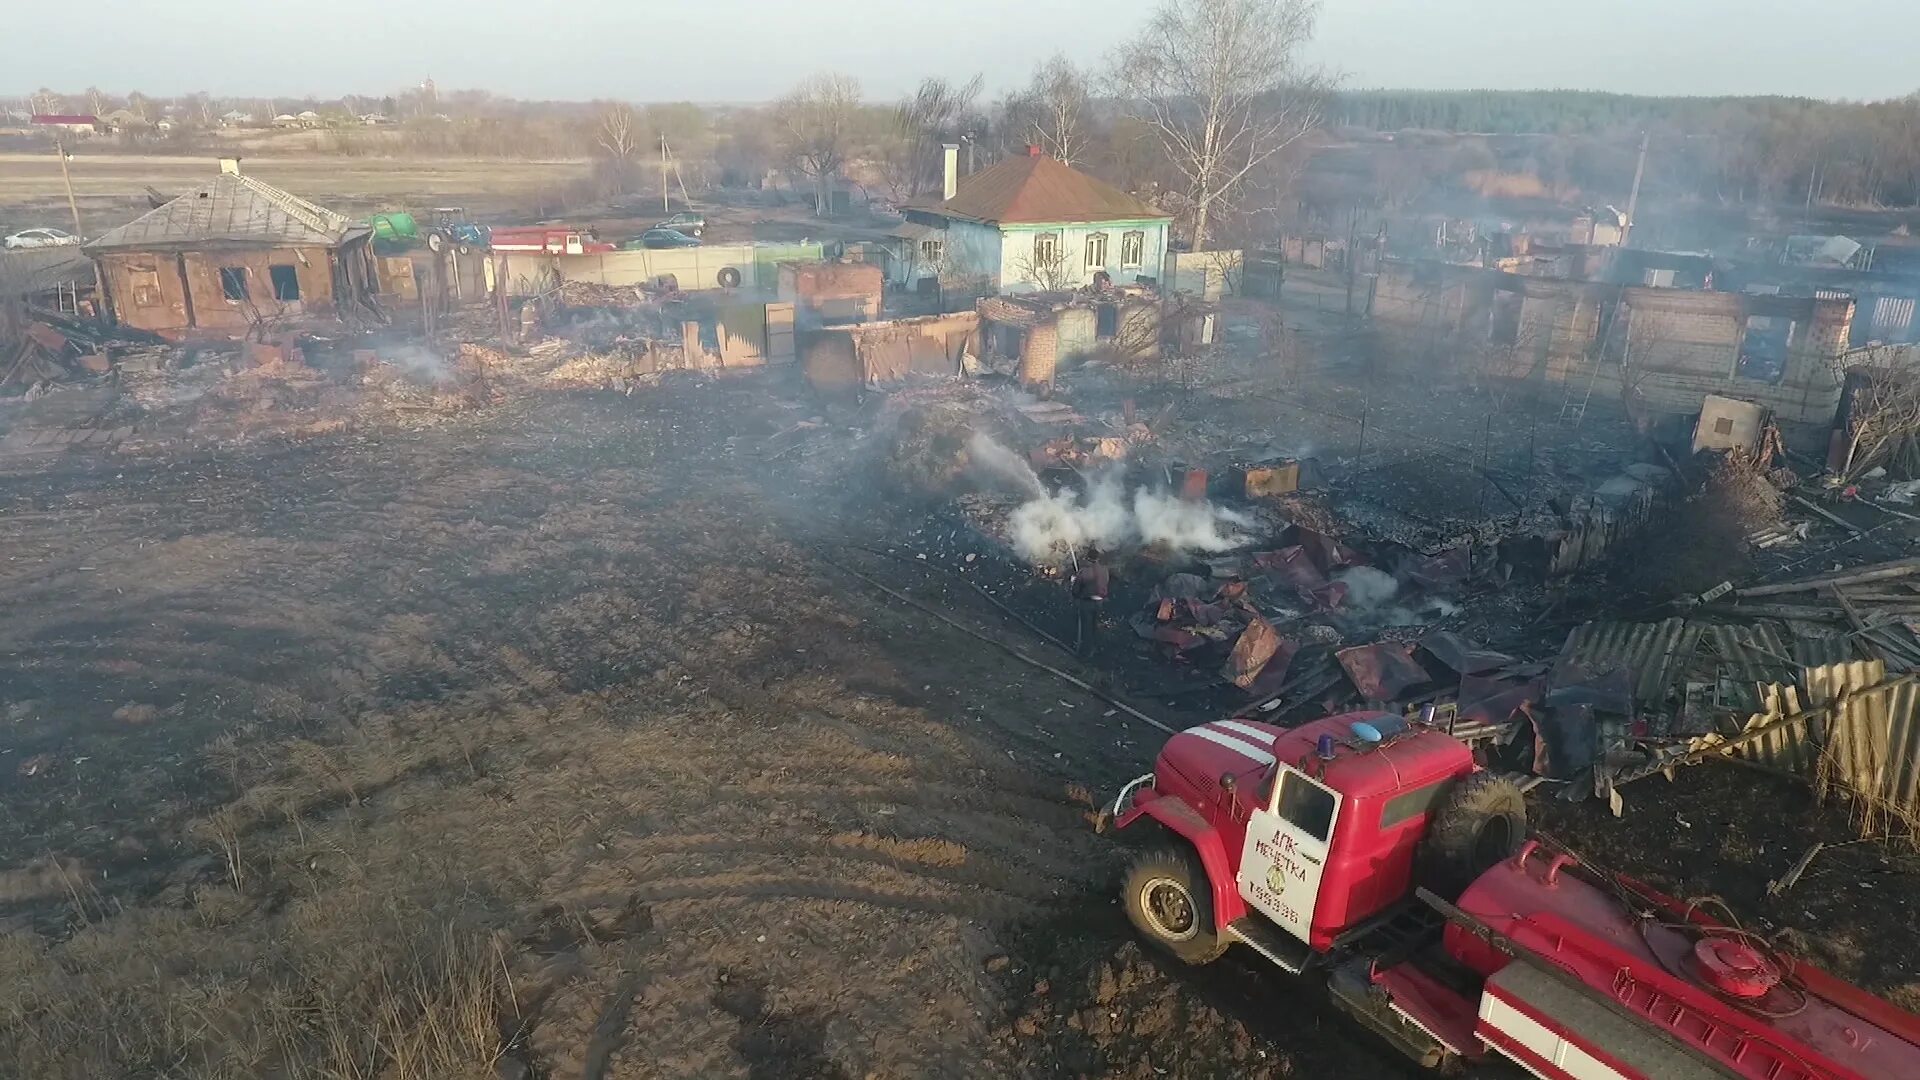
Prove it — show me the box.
[0,377,1416,1078]
[2,365,1916,1078]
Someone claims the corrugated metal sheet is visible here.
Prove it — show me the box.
[1559,618,1700,707]
[1737,683,1816,774]
[1790,627,1862,669]
[1805,660,1886,703]
[1833,679,1920,821]
[1697,623,1799,713]
[1547,487,1659,576]
[1729,660,1920,827]
[1336,642,1430,701]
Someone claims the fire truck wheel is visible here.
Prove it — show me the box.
[1122,847,1228,965]
[1419,772,1527,900]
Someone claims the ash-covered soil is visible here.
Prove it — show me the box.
[0,375,1409,1077]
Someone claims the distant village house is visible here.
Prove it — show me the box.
[890,145,1171,299]
[30,114,102,137]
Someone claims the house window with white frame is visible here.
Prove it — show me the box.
[1086,231,1108,271]
[1121,230,1145,269]
[1033,232,1060,267]
[919,238,942,264]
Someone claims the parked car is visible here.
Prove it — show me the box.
[652,212,705,238]
[626,228,701,250]
[3,227,81,249]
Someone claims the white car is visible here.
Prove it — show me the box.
[3,227,82,250]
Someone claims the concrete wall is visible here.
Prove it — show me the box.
[998,221,1169,293]
[681,301,795,370]
[504,243,825,296]
[809,310,979,386]
[100,244,340,336]
[1164,250,1243,298]
[1056,306,1097,361]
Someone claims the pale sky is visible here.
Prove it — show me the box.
[12,0,1918,103]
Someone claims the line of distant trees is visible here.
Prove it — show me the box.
[1333,89,1920,209]
[19,32,1920,240]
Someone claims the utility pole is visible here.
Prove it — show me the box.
[1622,130,1649,247]
[54,137,105,304]
[661,134,671,214]
[54,138,84,241]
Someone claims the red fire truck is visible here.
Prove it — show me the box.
[1109,710,1920,1077]
[486,226,615,256]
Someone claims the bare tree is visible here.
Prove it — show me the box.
[593,103,642,195]
[775,73,862,216]
[1114,0,1327,248]
[1011,239,1073,292]
[893,75,984,196]
[1009,55,1090,166]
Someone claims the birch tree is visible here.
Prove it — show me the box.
[1011,55,1090,166]
[1115,0,1325,247]
[775,73,862,215]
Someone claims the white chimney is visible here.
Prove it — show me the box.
[219,156,242,175]
[942,143,959,201]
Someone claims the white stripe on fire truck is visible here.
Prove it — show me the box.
[1476,994,1629,1080]
[1183,725,1277,765]
[1213,719,1276,747]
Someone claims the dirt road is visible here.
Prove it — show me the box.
[0,377,1400,1077]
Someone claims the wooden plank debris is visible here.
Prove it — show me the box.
[1766,841,1825,897]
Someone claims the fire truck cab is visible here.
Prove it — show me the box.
[1110,712,1920,1076]
[1112,712,1508,969]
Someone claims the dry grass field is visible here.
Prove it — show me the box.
[0,152,591,232]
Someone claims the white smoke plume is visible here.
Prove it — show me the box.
[1334,565,1459,627]
[1007,469,1251,565]
[381,345,455,384]
[1133,489,1253,553]
[1334,566,1400,608]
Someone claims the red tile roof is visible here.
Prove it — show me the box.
[924,152,1168,226]
[31,114,99,126]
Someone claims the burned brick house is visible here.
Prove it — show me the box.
[1369,260,1855,424]
[977,289,1162,388]
[84,158,379,339]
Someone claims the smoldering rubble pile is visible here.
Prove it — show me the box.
[864,380,1669,791]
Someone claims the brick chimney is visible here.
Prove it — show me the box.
[219,156,242,175]
[942,143,958,200]
[1027,144,1043,157]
